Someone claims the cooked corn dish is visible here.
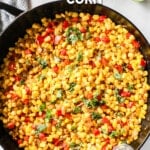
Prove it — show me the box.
[0,12,149,150]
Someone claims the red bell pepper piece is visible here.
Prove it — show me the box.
[25,117,30,123]
[89,60,96,68]
[114,64,123,73]
[99,15,107,22]
[126,101,136,108]
[7,122,15,129]
[118,120,127,127]
[64,113,72,119]
[60,48,67,56]
[11,93,20,100]
[25,86,32,95]
[101,57,109,66]
[48,22,55,28]
[101,36,110,43]
[132,40,140,49]
[61,142,69,150]
[46,27,54,34]
[71,17,79,22]
[25,49,32,55]
[127,63,133,71]
[56,109,63,117]
[62,20,69,29]
[36,35,44,45]
[108,125,114,133]
[63,59,71,66]
[80,27,86,33]
[85,92,93,99]
[24,136,29,141]
[94,37,101,42]
[53,65,59,73]
[97,94,102,100]
[39,133,46,141]
[101,138,110,150]
[126,32,131,39]
[120,91,131,97]
[140,59,146,68]
[93,129,100,136]
[8,62,16,71]
[17,139,23,145]
[14,75,21,82]
[102,117,111,125]
[101,105,108,110]
[52,138,62,146]
[23,99,29,105]
[51,119,57,126]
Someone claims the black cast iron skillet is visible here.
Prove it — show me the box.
[0,0,150,149]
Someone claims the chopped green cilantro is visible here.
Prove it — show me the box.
[39,103,46,112]
[66,27,83,44]
[83,98,100,108]
[20,79,25,85]
[77,52,83,62]
[110,131,119,138]
[70,142,80,149]
[72,106,82,114]
[45,109,52,122]
[37,58,48,69]
[114,89,125,103]
[68,82,76,92]
[35,124,46,134]
[127,84,134,91]
[71,125,77,131]
[91,112,101,120]
[114,72,122,80]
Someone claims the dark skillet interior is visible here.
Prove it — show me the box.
[0,0,150,149]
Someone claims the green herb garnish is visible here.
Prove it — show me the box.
[35,124,46,134]
[77,52,83,62]
[85,32,91,40]
[38,58,48,69]
[91,98,100,107]
[127,84,134,91]
[83,97,100,108]
[99,100,106,105]
[114,89,125,103]
[66,27,83,44]
[39,103,46,112]
[91,112,101,120]
[114,72,122,80]
[72,106,82,114]
[71,125,77,131]
[110,131,119,138]
[45,109,52,122]
[70,142,80,149]
[20,79,25,85]
[68,82,76,92]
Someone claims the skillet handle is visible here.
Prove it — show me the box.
[0,2,23,17]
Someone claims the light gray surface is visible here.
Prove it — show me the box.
[31,0,150,150]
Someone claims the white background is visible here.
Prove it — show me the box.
[30,0,150,150]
